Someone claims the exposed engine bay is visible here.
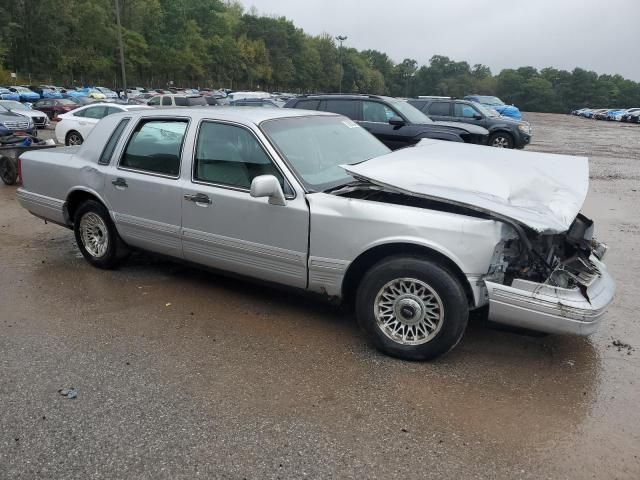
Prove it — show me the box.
[489,213,607,290]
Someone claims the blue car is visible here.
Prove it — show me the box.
[0,87,21,102]
[8,86,41,102]
[464,95,522,120]
[60,87,86,98]
[29,86,63,99]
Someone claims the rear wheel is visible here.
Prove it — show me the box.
[66,131,83,146]
[489,131,514,148]
[355,256,469,360]
[73,200,128,269]
[0,157,17,185]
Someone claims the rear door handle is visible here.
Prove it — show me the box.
[184,193,212,205]
[111,177,128,189]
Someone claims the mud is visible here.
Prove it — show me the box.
[1,114,639,479]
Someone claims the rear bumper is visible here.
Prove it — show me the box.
[485,257,615,336]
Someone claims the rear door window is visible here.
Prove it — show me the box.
[321,99,359,119]
[162,96,173,106]
[427,102,451,116]
[294,99,320,110]
[99,118,130,165]
[119,119,188,177]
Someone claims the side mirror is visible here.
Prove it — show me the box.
[473,114,483,120]
[388,116,405,126]
[250,175,286,206]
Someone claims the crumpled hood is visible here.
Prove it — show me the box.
[432,121,489,135]
[342,139,589,234]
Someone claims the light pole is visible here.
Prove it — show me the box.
[336,35,347,93]
[114,0,127,98]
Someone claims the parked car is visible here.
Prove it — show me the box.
[0,100,49,128]
[54,103,150,145]
[571,107,590,116]
[96,87,119,100]
[33,98,79,120]
[228,98,283,108]
[619,108,640,122]
[284,94,488,149]
[0,87,21,102]
[16,108,614,360]
[593,109,616,120]
[626,111,640,124]
[605,109,626,121]
[0,104,34,136]
[464,95,522,120]
[407,98,531,149]
[28,85,63,99]
[147,94,208,107]
[68,96,99,106]
[78,88,107,100]
[60,87,86,98]
[585,108,608,119]
[8,86,41,102]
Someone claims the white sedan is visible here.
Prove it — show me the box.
[55,103,150,145]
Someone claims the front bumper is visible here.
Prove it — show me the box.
[485,257,614,335]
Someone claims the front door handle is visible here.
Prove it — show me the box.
[111,177,128,189]
[184,193,212,205]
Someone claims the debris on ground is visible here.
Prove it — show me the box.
[58,388,78,399]
[610,338,634,355]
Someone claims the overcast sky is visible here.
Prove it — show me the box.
[245,0,640,80]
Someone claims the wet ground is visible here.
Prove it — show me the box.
[1,114,639,479]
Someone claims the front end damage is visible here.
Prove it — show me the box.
[340,140,615,335]
[483,214,614,335]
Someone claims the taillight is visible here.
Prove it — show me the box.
[17,157,22,183]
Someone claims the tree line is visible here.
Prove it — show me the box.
[1,0,639,112]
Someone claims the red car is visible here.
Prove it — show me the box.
[32,98,79,120]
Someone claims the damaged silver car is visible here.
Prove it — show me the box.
[16,108,615,360]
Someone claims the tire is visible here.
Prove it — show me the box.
[73,200,128,269]
[66,131,83,146]
[489,131,514,148]
[0,157,17,185]
[355,256,469,361]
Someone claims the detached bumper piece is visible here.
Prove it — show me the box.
[485,257,615,336]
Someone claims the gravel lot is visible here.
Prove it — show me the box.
[1,113,639,479]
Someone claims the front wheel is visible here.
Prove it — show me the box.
[73,200,128,269]
[489,132,514,148]
[355,256,469,360]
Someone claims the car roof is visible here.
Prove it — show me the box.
[108,106,335,124]
[294,93,398,102]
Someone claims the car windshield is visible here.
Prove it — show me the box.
[475,96,505,106]
[472,102,499,117]
[13,87,30,92]
[0,101,26,110]
[59,99,78,105]
[391,99,433,124]
[261,115,390,191]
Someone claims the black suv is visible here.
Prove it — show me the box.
[284,94,488,150]
[408,97,532,149]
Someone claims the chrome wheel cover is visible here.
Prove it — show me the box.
[79,212,109,258]
[374,278,444,345]
[491,136,509,148]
